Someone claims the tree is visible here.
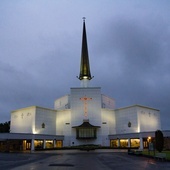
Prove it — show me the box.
[0,121,10,133]
[155,130,164,152]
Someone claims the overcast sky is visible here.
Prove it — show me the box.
[0,0,170,130]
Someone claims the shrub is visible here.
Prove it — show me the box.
[155,130,164,152]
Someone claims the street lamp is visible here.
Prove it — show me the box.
[148,136,151,143]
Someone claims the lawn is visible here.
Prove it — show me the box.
[142,150,170,160]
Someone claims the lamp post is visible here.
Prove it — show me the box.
[148,136,151,143]
[148,136,155,155]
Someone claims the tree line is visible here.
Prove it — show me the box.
[0,121,10,133]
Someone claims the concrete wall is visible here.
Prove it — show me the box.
[70,87,102,146]
[115,105,161,135]
[10,106,57,135]
[35,107,56,135]
[54,95,70,110]
[10,106,36,133]
[137,106,161,132]
[115,106,138,134]
[101,94,115,109]
[56,109,74,146]
[56,110,71,135]
[101,109,116,134]
[101,109,116,145]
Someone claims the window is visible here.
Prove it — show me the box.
[42,123,45,128]
[76,128,97,139]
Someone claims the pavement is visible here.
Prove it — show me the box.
[0,149,170,170]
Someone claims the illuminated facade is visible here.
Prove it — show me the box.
[8,20,162,151]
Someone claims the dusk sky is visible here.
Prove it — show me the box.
[0,1,170,130]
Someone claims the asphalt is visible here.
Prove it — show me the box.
[0,149,170,170]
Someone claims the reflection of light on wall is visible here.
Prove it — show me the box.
[32,124,36,134]
[56,111,66,135]
[102,110,115,124]
[32,125,40,134]
[139,111,160,132]
[56,113,63,123]
[33,129,41,134]
[33,130,36,134]
[101,110,116,134]
[137,123,140,132]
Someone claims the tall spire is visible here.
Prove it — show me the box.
[78,18,93,84]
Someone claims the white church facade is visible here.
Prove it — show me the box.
[0,20,165,151]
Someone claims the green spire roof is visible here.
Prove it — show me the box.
[78,19,93,80]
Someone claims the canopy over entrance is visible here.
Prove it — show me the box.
[72,120,100,139]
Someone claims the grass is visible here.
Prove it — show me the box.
[142,150,170,160]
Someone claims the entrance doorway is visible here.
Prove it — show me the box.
[56,140,62,148]
[26,140,31,150]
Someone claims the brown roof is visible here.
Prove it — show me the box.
[72,121,100,128]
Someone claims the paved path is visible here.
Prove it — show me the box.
[0,150,170,170]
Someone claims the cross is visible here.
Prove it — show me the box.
[82,17,86,22]
[80,96,92,117]
[21,113,24,119]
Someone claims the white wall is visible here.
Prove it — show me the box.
[70,87,102,145]
[101,109,116,146]
[35,107,56,135]
[56,110,71,135]
[70,87,102,126]
[11,106,56,135]
[115,106,138,134]
[10,106,35,133]
[54,95,70,110]
[137,106,161,132]
[56,109,71,146]
[101,94,115,109]
[101,109,116,135]
[115,105,161,134]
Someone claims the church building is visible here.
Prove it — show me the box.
[1,20,164,151]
